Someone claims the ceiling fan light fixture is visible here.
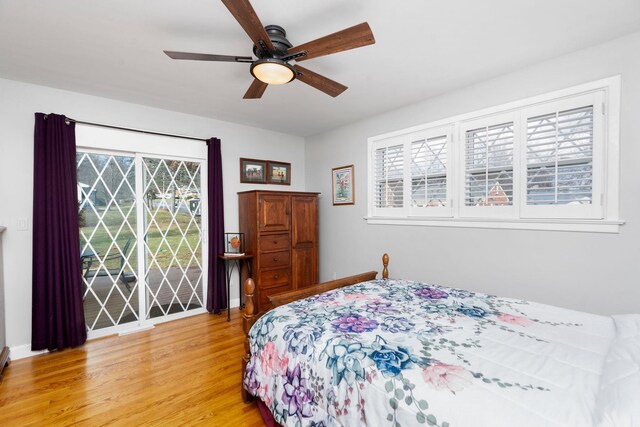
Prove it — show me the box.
[250,58,295,85]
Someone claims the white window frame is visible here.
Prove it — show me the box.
[366,76,623,233]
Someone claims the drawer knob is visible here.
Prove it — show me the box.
[274,275,279,279]
[273,241,278,244]
[273,258,278,262]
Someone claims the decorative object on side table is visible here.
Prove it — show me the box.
[332,164,355,205]
[240,158,267,183]
[267,161,291,185]
[224,232,245,256]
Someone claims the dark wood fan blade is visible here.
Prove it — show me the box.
[293,65,347,97]
[289,22,375,62]
[243,79,268,99]
[164,50,253,63]
[221,0,275,52]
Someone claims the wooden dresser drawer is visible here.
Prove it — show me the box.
[260,250,290,269]
[260,233,290,252]
[260,283,291,308]
[260,268,290,288]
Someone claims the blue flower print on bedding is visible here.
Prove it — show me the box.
[456,305,488,318]
[381,316,415,333]
[369,343,414,378]
[283,323,325,356]
[324,339,368,386]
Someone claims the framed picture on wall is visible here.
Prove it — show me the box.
[240,158,267,183]
[267,161,291,185]
[332,164,354,205]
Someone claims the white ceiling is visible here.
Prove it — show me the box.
[1,1,639,136]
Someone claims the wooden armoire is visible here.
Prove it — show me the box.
[238,190,319,311]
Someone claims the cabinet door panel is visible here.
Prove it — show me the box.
[292,247,318,289]
[291,196,318,247]
[258,194,290,232]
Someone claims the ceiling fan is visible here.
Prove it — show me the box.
[163,0,375,99]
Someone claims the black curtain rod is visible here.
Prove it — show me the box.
[46,114,209,142]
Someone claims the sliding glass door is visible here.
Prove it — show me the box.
[141,158,203,320]
[77,150,205,334]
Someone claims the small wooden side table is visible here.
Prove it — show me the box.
[218,254,254,321]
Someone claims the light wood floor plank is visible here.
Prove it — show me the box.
[0,309,265,426]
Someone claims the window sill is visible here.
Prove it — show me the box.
[364,216,625,233]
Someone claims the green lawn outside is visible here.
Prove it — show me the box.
[80,202,201,271]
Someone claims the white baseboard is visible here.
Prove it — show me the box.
[8,344,47,361]
[118,324,155,336]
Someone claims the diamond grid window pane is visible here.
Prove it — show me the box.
[78,153,138,331]
[411,135,447,207]
[465,122,514,206]
[526,105,594,205]
[374,144,404,208]
[143,158,203,319]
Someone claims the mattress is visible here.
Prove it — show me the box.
[243,279,640,426]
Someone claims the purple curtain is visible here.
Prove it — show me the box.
[206,138,226,313]
[32,113,86,351]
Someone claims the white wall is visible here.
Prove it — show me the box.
[0,78,305,354]
[306,31,640,316]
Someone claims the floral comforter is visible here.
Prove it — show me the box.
[244,279,638,426]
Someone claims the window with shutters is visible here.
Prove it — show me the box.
[370,127,452,217]
[460,113,516,219]
[521,92,603,219]
[409,129,452,216]
[367,76,622,232]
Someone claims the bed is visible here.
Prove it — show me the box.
[241,254,640,426]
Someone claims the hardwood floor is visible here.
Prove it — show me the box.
[0,309,265,426]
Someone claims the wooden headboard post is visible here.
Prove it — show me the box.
[382,253,389,279]
[241,278,257,403]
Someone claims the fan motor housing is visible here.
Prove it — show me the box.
[253,25,292,58]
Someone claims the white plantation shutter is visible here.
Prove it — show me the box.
[464,121,514,208]
[411,136,447,206]
[373,143,404,209]
[409,127,452,216]
[521,93,603,219]
[526,106,593,205]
